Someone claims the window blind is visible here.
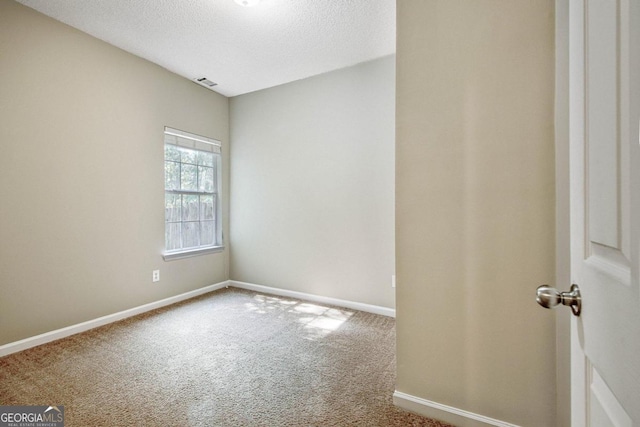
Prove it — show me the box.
[164,127,221,154]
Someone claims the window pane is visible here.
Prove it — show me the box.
[165,193,181,222]
[200,195,214,220]
[165,161,180,190]
[166,222,181,250]
[181,164,198,191]
[165,145,181,161]
[180,147,197,165]
[164,132,222,254]
[182,222,200,248]
[182,195,199,221]
[198,166,214,193]
[201,221,215,246]
[197,151,214,167]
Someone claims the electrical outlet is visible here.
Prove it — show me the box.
[152,270,160,282]
[392,274,396,288]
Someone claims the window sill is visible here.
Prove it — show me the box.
[163,245,225,261]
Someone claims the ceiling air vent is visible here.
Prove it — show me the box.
[194,77,218,90]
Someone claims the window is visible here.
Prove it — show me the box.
[163,127,223,260]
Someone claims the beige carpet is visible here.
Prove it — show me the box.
[0,287,452,426]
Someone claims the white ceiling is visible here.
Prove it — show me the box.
[15,0,396,97]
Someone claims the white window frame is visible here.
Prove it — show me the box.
[163,127,223,261]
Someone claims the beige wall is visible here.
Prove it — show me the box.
[0,1,230,346]
[554,0,571,425]
[395,1,556,426]
[230,56,395,308]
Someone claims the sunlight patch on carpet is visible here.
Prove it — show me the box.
[294,304,354,340]
[242,295,354,340]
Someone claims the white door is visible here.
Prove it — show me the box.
[568,0,640,426]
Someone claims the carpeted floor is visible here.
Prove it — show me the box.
[0,287,453,426]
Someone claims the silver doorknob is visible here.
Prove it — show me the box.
[536,284,581,316]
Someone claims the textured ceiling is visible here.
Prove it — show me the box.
[15,0,396,97]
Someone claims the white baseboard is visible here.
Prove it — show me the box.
[393,391,521,427]
[0,280,231,358]
[229,280,396,318]
[0,279,394,358]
